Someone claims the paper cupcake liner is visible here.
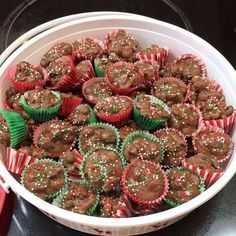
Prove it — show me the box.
[136,46,170,68]
[134,95,171,130]
[174,53,207,79]
[94,96,134,124]
[6,147,36,174]
[4,100,23,115]
[9,64,49,93]
[94,57,106,77]
[33,120,76,158]
[121,130,164,164]
[0,110,28,148]
[192,125,234,163]
[106,61,144,95]
[48,56,78,91]
[122,160,169,206]
[164,166,205,207]
[20,91,61,122]
[21,158,68,201]
[170,103,204,138]
[204,109,236,134]
[113,194,133,218]
[75,60,95,88]
[58,95,83,116]
[78,122,120,155]
[82,77,113,105]
[181,159,223,188]
[74,38,105,61]
[151,77,188,105]
[52,179,99,216]
[154,128,188,168]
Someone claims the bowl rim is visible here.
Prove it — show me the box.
[0,12,236,228]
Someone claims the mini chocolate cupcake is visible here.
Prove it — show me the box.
[53,180,99,215]
[19,146,48,159]
[169,103,202,137]
[9,61,47,93]
[66,104,96,127]
[193,127,233,162]
[121,131,163,163]
[136,44,170,68]
[72,37,104,61]
[34,120,77,157]
[106,61,143,95]
[0,110,28,148]
[40,42,74,68]
[20,89,61,122]
[134,94,171,130]
[105,29,139,62]
[122,159,169,205]
[165,167,205,207]
[21,159,68,201]
[94,56,111,77]
[82,77,113,105]
[78,123,120,155]
[119,121,142,142]
[94,96,133,124]
[152,77,187,106]
[60,149,83,177]
[161,54,207,84]
[155,128,187,167]
[75,60,95,87]
[134,60,159,88]
[81,148,125,192]
[5,87,23,112]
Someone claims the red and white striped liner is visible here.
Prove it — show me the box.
[192,125,234,163]
[181,160,223,188]
[136,47,170,68]
[6,147,36,175]
[113,195,133,218]
[48,56,78,92]
[174,53,207,78]
[73,38,105,61]
[204,109,236,134]
[8,64,49,93]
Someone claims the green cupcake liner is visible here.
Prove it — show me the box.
[120,130,164,164]
[94,58,105,77]
[164,166,205,208]
[78,122,120,155]
[21,158,68,202]
[20,91,61,122]
[133,95,171,130]
[52,179,99,216]
[0,110,28,148]
[80,147,126,192]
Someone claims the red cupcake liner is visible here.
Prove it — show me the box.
[122,160,169,206]
[151,77,188,105]
[181,159,223,188]
[136,47,170,68]
[94,96,134,124]
[187,78,224,104]
[204,109,236,134]
[73,38,105,61]
[154,127,188,167]
[192,125,234,163]
[33,120,76,158]
[6,147,36,174]
[174,53,207,78]
[48,56,78,92]
[4,100,23,114]
[9,64,49,93]
[113,195,133,218]
[74,60,95,88]
[58,95,83,116]
[106,61,144,95]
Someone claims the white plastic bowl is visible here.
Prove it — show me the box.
[0,12,236,236]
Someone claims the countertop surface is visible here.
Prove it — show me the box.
[1,0,236,236]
